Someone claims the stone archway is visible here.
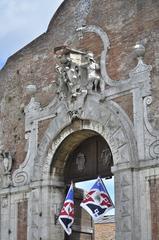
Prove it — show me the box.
[36,95,137,181]
[10,88,140,240]
[34,93,138,240]
[51,129,114,240]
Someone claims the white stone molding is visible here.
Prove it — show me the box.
[12,98,39,186]
[0,18,157,240]
[143,96,159,160]
[39,95,137,181]
[0,18,158,240]
[75,0,92,29]
[76,25,151,90]
[12,42,153,187]
[73,25,154,163]
[30,188,40,240]
[0,192,28,240]
[12,97,57,187]
[144,96,159,137]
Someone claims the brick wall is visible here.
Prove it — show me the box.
[0,1,158,239]
[149,178,159,240]
[0,2,159,238]
[0,0,158,168]
[17,200,28,240]
[94,223,115,240]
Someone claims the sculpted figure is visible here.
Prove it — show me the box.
[2,152,12,174]
[81,52,101,91]
[55,47,102,100]
[55,48,83,99]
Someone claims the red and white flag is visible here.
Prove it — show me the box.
[58,183,74,235]
[80,177,114,221]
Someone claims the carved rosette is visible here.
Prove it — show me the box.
[149,140,159,158]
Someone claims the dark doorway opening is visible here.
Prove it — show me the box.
[62,133,114,240]
[64,135,113,184]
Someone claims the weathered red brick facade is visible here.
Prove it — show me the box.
[0,0,159,239]
[95,222,115,240]
[0,0,159,168]
[150,179,159,240]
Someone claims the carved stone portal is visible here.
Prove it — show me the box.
[7,24,157,240]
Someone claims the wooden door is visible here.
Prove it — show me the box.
[64,135,113,184]
[64,135,113,240]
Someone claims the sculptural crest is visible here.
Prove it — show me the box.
[54,46,103,101]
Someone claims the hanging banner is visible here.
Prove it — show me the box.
[80,177,114,220]
[58,183,74,235]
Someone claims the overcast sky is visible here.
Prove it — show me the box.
[0,0,63,69]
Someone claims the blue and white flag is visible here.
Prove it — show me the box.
[58,183,74,235]
[80,177,114,221]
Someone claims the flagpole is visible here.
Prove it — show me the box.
[80,176,115,221]
[58,181,74,235]
[100,177,115,208]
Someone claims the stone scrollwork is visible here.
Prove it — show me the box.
[12,97,40,186]
[100,148,112,167]
[76,25,152,97]
[12,127,32,186]
[12,170,29,186]
[143,96,159,159]
[76,25,113,87]
[149,140,159,159]
[13,116,44,187]
[143,96,159,137]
